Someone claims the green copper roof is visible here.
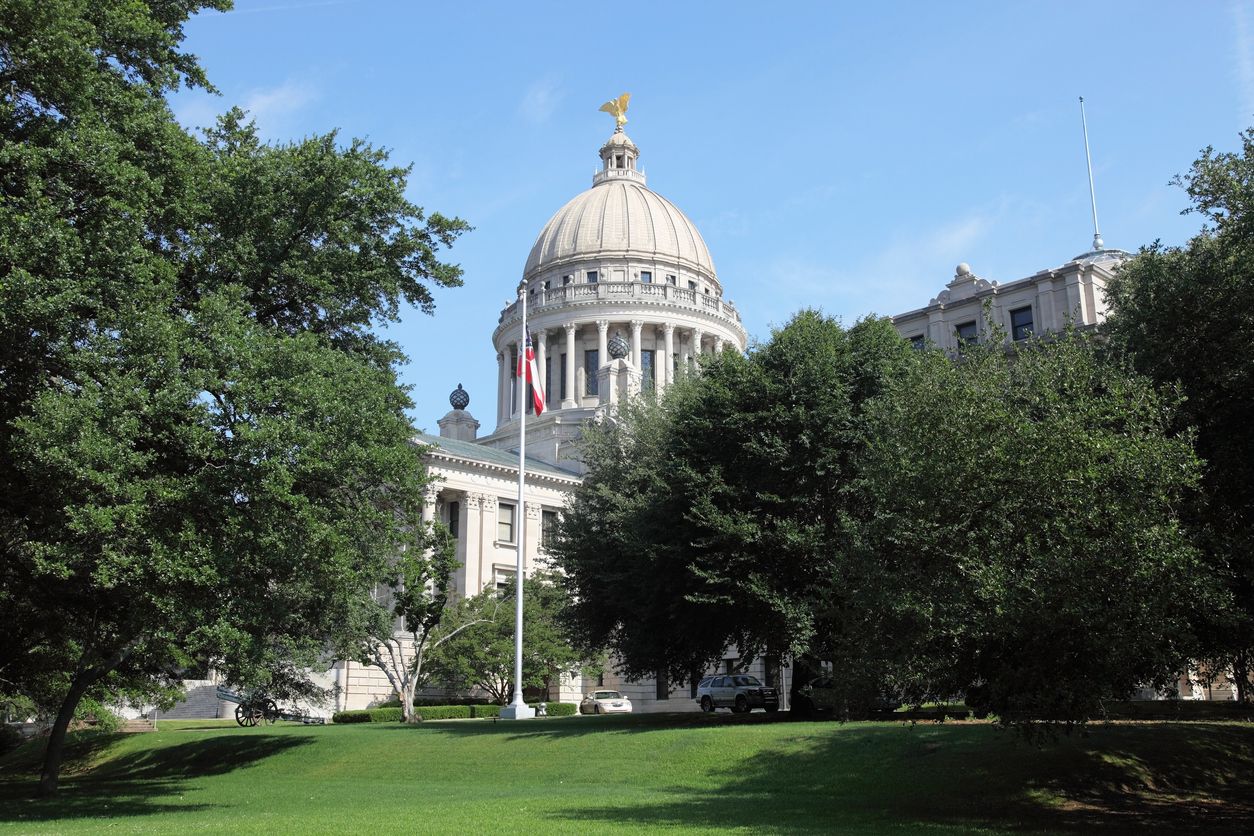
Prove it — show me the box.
[415,432,582,480]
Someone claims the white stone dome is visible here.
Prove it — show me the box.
[522,179,717,280]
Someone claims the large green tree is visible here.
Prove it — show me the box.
[553,312,915,687]
[0,0,468,793]
[856,328,1203,722]
[1104,127,1254,702]
[554,312,1203,726]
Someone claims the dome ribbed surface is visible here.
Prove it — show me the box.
[523,181,715,278]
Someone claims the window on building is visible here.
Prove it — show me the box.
[656,670,669,700]
[447,501,460,539]
[584,349,599,396]
[688,280,697,291]
[586,270,598,284]
[562,274,572,285]
[498,503,515,543]
[545,355,552,407]
[543,280,550,291]
[641,349,655,392]
[955,321,978,346]
[559,353,567,400]
[1010,306,1034,341]
[667,274,677,285]
[909,334,926,351]
[640,270,652,283]
[541,509,558,550]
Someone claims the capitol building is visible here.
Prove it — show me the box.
[328,105,1125,713]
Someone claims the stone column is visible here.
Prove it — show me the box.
[421,486,438,526]
[491,353,506,428]
[525,501,544,573]
[596,320,609,365]
[692,328,705,362]
[509,341,520,417]
[630,319,644,368]
[562,322,577,408]
[663,323,676,386]
[462,493,484,596]
[713,336,724,354]
[535,329,548,408]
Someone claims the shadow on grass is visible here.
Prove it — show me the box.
[380,708,794,740]
[379,714,1254,832]
[0,732,311,824]
[537,721,1254,834]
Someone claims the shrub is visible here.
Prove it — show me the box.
[331,703,577,722]
[0,724,25,756]
[331,708,404,724]
[417,706,471,720]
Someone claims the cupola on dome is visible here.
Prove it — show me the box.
[522,123,717,283]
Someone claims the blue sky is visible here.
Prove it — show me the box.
[169,0,1253,430]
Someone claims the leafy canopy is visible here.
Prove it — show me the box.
[0,0,467,792]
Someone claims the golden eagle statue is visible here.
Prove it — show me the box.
[598,93,631,129]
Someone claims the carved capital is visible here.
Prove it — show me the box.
[563,321,577,336]
[595,319,609,334]
[525,501,544,520]
[662,322,676,336]
[630,319,644,333]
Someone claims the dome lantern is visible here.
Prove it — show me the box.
[593,129,645,188]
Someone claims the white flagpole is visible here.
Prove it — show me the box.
[503,282,534,719]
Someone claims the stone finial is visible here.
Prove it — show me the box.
[449,383,470,410]
[607,330,630,360]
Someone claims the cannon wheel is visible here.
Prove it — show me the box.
[235,703,262,727]
[261,698,280,724]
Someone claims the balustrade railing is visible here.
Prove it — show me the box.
[500,280,740,326]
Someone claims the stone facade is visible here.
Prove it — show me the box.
[892,248,1127,350]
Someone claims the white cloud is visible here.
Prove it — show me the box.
[170,79,319,139]
[240,79,319,134]
[749,212,993,327]
[518,77,564,125]
[171,91,222,132]
[1235,1,1254,124]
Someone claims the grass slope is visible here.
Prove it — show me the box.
[2,714,1253,834]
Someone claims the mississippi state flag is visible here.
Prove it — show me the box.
[517,334,545,415]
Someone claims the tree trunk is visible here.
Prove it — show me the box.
[38,672,97,797]
[401,678,420,723]
[1235,651,1250,705]
[38,644,133,797]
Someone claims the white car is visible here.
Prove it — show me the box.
[580,690,633,714]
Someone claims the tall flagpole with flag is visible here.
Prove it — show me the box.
[502,282,544,720]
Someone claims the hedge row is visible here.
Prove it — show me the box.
[331,702,578,723]
[331,708,404,724]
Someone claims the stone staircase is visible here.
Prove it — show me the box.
[119,717,155,733]
[151,679,225,720]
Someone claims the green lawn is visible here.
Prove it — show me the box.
[2,713,1252,834]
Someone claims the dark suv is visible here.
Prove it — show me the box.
[696,674,779,713]
[792,676,902,718]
